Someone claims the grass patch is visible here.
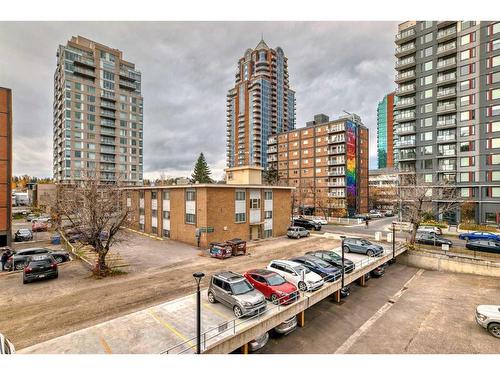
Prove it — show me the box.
[459,223,499,232]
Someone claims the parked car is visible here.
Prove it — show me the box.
[207,271,267,318]
[418,226,443,235]
[465,240,500,254]
[416,232,453,247]
[342,238,384,257]
[384,210,395,217]
[249,332,269,352]
[267,259,324,292]
[354,214,371,221]
[306,250,355,273]
[0,333,15,354]
[244,269,298,305]
[311,217,328,225]
[23,254,58,284]
[6,247,70,271]
[32,221,48,232]
[475,305,500,338]
[287,226,310,239]
[14,228,33,242]
[290,255,342,282]
[459,231,500,241]
[340,286,351,298]
[26,214,38,222]
[369,211,383,218]
[273,316,298,336]
[370,264,386,278]
[292,218,321,231]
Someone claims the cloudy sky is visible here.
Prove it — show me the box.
[0,21,398,180]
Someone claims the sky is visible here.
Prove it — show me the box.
[0,21,399,180]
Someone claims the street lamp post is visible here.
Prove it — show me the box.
[392,222,396,263]
[193,272,205,354]
[340,236,346,288]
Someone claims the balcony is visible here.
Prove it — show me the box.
[395,43,416,57]
[437,73,457,84]
[100,128,116,136]
[395,70,416,83]
[396,84,416,95]
[437,26,457,42]
[437,103,457,114]
[394,112,415,121]
[100,110,116,119]
[119,80,137,91]
[267,137,277,145]
[396,124,416,135]
[73,55,96,67]
[328,124,345,133]
[328,147,345,155]
[395,97,415,109]
[436,42,457,56]
[101,91,116,101]
[438,149,456,157]
[100,138,115,145]
[397,139,416,148]
[439,164,456,171]
[100,101,116,110]
[395,28,416,44]
[119,69,138,82]
[437,21,456,27]
[395,56,416,70]
[328,135,345,143]
[267,155,277,162]
[437,58,457,71]
[437,118,457,128]
[327,182,345,188]
[328,170,345,176]
[328,158,345,165]
[437,88,457,99]
[437,134,456,143]
[73,66,96,78]
[268,146,277,153]
[399,151,416,161]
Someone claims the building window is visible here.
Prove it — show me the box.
[151,226,157,235]
[186,190,196,201]
[185,213,196,224]
[162,190,170,200]
[235,213,246,223]
[263,229,273,238]
[163,229,170,238]
[264,191,272,200]
[151,191,157,200]
[460,173,470,182]
[492,187,500,197]
[236,191,246,200]
[163,211,170,220]
[265,211,273,219]
[250,198,260,209]
[492,154,500,164]
[139,224,144,231]
[152,209,157,217]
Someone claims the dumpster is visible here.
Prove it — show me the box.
[209,242,232,259]
[227,238,247,256]
[51,234,61,245]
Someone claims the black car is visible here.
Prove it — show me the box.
[465,240,500,254]
[23,255,58,284]
[292,218,321,231]
[14,229,33,242]
[290,255,341,282]
[416,232,452,247]
[306,250,356,273]
[370,264,386,278]
[6,247,70,271]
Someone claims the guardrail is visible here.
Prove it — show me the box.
[161,243,406,354]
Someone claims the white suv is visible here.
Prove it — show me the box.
[267,259,324,292]
[475,305,500,338]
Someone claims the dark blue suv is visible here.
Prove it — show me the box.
[290,255,341,282]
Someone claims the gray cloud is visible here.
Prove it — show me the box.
[0,21,398,179]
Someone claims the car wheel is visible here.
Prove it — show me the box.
[54,256,64,263]
[208,291,216,304]
[343,246,350,253]
[306,232,310,237]
[367,250,374,257]
[488,323,500,338]
[15,263,24,271]
[54,273,59,279]
[270,294,279,305]
[233,305,243,318]
[464,236,469,241]
[298,281,307,292]
[23,278,27,284]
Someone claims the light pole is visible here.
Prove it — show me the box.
[193,272,205,354]
[340,236,346,288]
[391,222,396,264]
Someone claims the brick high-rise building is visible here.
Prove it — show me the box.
[53,36,143,185]
[267,113,369,217]
[377,92,395,169]
[0,87,12,247]
[226,39,296,169]
[394,21,500,223]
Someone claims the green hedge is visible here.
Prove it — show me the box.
[420,220,448,229]
[459,223,499,232]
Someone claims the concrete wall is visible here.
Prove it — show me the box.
[400,250,500,277]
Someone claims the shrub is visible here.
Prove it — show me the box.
[420,220,448,229]
[459,223,499,232]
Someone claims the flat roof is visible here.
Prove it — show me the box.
[121,184,295,191]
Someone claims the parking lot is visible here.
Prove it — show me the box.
[260,264,500,354]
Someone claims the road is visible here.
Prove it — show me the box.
[322,216,468,248]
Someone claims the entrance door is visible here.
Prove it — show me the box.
[250,226,260,240]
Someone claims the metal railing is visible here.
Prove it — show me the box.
[160,244,406,354]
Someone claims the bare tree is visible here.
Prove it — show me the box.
[55,174,129,276]
[400,174,462,244]
[369,184,397,211]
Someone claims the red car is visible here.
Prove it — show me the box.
[244,269,299,305]
[32,221,49,232]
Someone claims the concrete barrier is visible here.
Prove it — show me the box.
[375,231,382,241]
[400,250,500,278]
[386,232,393,243]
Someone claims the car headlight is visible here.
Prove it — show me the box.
[277,291,287,296]
[242,302,253,308]
[476,313,487,321]
[306,280,313,285]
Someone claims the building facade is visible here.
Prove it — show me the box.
[394,21,500,224]
[369,168,398,210]
[53,36,143,185]
[0,87,12,247]
[226,39,296,169]
[123,184,293,248]
[267,114,369,217]
[377,92,395,169]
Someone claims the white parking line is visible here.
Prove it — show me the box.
[334,268,425,354]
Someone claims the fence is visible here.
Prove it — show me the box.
[300,215,362,225]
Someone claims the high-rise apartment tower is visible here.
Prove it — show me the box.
[377,92,395,169]
[226,39,296,169]
[53,36,143,185]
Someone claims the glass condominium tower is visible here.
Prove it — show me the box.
[53,36,143,185]
[377,92,395,169]
[226,39,296,169]
[394,21,500,224]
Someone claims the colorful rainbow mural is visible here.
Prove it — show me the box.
[346,121,357,216]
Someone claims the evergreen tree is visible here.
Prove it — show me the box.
[191,153,213,183]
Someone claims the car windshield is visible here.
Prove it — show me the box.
[266,274,286,286]
[326,252,341,260]
[312,258,331,268]
[231,279,254,295]
[28,259,51,267]
[293,265,310,274]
